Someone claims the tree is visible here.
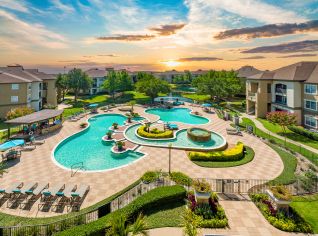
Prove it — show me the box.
[192,70,241,102]
[135,74,170,103]
[266,111,297,134]
[103,71,133,102]
[67,68,92,102]
[6,107,34,120]
[128,100,136,112]
[103,71,117,101]
[55,73,69,102]
[106,213,148,236]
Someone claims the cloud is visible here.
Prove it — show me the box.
[0,0,29,13]
[50,0,75,13]
[0,9,68,49]
[177,57,223,62]
[240,56,266,59]
[214,20,318,40]
[96,34,156,41]
[277,53,317,58]
[149,23,186,36]
[98,54,118,57]
[241,40,318,53]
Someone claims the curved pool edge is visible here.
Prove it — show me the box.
[124,123,227,151]
[144,107,211,125]
[51,113,148,173]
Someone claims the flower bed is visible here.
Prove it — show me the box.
[188,142,244,161]
[251,193,312,233]
[187,192,228,228]
[137,125,173,139]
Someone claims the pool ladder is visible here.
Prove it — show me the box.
[71,162,85,177]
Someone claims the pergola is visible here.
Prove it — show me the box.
[5,109,64,139]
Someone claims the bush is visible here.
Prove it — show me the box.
[288,126,318,141]
[137,125,173,139]
[170,172,192,186]
[270,186,292,201]
[192,179,211,193]
[141,171,159,183]
[188,142,244,162]
[57,186,186,236]
[6,106,34,120]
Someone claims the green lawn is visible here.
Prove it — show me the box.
[144,201,185,229]
[257,118,318,150]
[63,107,84,118]
[240,118,318,167]
[80,94,109,103]
[182,93,210,102]
[193,146,254,168]
[291,194,318,233]
[268,143,297,185]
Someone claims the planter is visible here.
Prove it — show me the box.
[194,190,211,204]
[266,189,291,212]
[187,128,211,142]
[233,116,240,126]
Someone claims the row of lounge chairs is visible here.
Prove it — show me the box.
[0,182,90,212]
[226,126,242,136]
[69,112,86,122]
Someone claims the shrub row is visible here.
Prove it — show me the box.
[288,126,318,141]
[57,186,186,236]
[137,125,173,139]
[188,142,244,162]
[170,172,193,186]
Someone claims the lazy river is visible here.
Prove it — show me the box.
[53,114,144,171]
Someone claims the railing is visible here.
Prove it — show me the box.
[71,162,85,177]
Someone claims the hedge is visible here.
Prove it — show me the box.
[57,186,186,236]
[170,172,192,186]
[137,125,173,139]
[188,142,244,162]
[288,126,318,141]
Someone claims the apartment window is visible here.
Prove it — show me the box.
[305,100,317,111]
[305,115,317,128]
[11,84,19,90]
[275,95,287,105]
[305,84,317,94]
[275,83,287,94]
[11,96,19,103]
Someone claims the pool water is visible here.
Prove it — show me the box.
[53,114,144,171]
[145,108,209,124]
[125,124,226,150]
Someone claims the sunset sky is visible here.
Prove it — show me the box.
[0,0,317,73]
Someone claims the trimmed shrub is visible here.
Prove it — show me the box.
[141,171,159,183]
[188,142,244,162]
[137,125,173,139]
[6,106,34,120]
[170,172,192,186]
[57,186,186,236]
[288,126,318,141]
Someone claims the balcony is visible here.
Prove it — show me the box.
[247,92,256,102]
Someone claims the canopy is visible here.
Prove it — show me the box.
[0,139,25,151]
[88,103,98,108]
[5,109,63,125]
[202,103,212,107]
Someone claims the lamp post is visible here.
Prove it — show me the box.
[168,143,172,174]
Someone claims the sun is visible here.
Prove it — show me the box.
[162,60,181,67]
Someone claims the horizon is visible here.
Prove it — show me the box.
[0,0,317,73]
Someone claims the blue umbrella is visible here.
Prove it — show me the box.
[202,103,212,107]
[88,103,98,108]
[0,139,25,151]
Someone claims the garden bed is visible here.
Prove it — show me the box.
[137,125,173,139]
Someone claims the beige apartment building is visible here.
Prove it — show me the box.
[0,65,57,119]
[246,61,318,129]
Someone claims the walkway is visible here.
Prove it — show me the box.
[243,114,318,155]
[148,201,304,236]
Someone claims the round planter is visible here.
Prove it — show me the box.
[187,128,211,142]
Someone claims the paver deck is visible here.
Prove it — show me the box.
[0,105,283,218]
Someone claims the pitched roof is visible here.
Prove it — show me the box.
[0,65,56,84]
[5,109,64,124]
[246,61,318,82]
[237,66,263,78]
[85,68,107,78]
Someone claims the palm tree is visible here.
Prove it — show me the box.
[106,213,148,236]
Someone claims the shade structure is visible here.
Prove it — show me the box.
[202,103,212,107]
[88,103,98,108]
[0,139,25,151]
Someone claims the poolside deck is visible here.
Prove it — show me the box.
[0,104,283,217]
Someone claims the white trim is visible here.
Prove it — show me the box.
[304,115,317,129]
[304,99,317,111]
[304,84,317,95]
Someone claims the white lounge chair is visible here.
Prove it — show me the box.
[17,145,36,151]
[71,184,90,211]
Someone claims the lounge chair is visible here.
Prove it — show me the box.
[167,124,178,130]
[0,182,23,200]
[17,145,36,151]
[40,183,65,202]
[7,182,37,207]
[1,149,21,161]
[19,182,49,209]
[29,137,45,145]
[226,127,242,136]
[71,184,90,211]
[52,184,77,211]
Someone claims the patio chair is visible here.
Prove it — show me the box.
[29,137,45,145]
[0,182,23,200]
[7,182,37,207]
[19,182,49,209]
[52,184,77,211]
[1,149,21,161]
[38,183,65,211]
[71,184,90,211]
[17,145,36,151]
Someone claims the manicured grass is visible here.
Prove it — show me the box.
[63,107,84,118]
[268,143,297,185]
[193,146,254,168]
[144,201,185,229]
[182,93,210,102]
[291,194,318,233]
[257,118,318,150]
[240,118,318,167]
[80,94,109,103]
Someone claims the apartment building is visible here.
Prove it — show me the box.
[0,65,57,119]
[246,61,318,129]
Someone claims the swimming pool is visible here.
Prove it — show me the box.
[124,124,226,150]
[53,114,144,171]
[145,108,209,124]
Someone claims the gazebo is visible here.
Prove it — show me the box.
[5,109,64,139]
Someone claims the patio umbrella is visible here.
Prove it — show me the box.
[0,139,25,151]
